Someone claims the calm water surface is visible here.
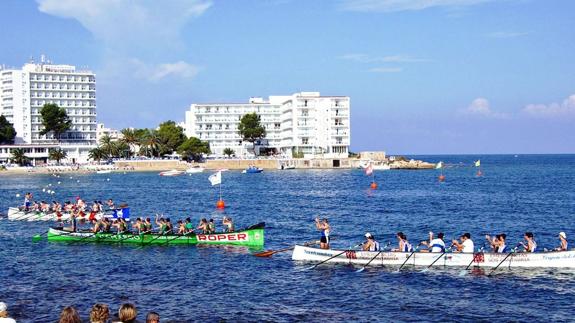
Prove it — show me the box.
[1,155,574,322]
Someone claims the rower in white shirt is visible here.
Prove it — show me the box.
[452,232,474,253]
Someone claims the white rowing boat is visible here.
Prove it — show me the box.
[6,207,117,222]
[185,167,205,174]
[292,245,575,268]
[159,170,184,176]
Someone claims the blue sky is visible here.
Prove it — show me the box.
[1,0,574,154]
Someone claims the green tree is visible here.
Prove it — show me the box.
[238,113,266,146]
[139,130,161,157]
[0,115,16,144]
[177,137,210,162]
[99,135,116,157]
[157,121,186,156]
[11,148,29,166]
[120,128,138,151]
[39,103,72,141]
[48,148,67,164]
[223,148,235,157]
[114,141,131,159]
[88,147,106,162]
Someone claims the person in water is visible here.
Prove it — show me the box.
[222,216,234,232]
[521,232,537,252]
[452,233,475,253]
[362,232,380,251]
[315,217,330,249]
[556,232,568,251]
[421,231,446,253]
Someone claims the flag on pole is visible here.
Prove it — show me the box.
[435,161,443,169]
[208,171,222,186]
[475,160,481,167]
[365,163,373,176]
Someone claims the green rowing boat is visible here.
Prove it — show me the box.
[46,222,265,247]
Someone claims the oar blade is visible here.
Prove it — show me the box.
[355,267,365,273]
[32,235,42,242]
[253,250,275,257]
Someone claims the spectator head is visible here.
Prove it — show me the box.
[59,306,81,323]
[90,303,109,323]
[118,303,137,323]
[0,302,8,318]
[146,311,160,323]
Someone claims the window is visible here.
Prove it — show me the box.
[302,138,309,145]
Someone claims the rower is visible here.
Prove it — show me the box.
[156,217,167,234]
[177,220,186,234]
[485,234,501,252]
[208,219,215,234]
[165,218,174,234]
[197,218,209,234]
[315,217,330,250]
[422,231,445,253]
[184,218,194,233]
[392,232,413,252]
[497,234,509,253]
[222,216,234,233]
[556,232,568,251]
[521,232,537,252]
[102,218,112,232]
[92,219,102,233]
[63,213,77,232]
[106,199,115,210]
[362,232,380,251]
[132,218,142,233]
[452,233,474,253]
[144,217,153,233]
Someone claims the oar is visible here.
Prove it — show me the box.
[355,242,391,273]
[397,244,421,272]
[422,245,455,272]
[139,231,167,246]
[13,210,43,221]
[306,243,362,270]
[488,247,519,276]
[163,231,194,245]
[253,240,319,257]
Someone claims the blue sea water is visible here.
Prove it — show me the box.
[1,154,574,322]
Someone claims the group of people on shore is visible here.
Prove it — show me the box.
[58,303,158,323]
[315,218,569,253]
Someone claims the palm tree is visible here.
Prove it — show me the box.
[48,148,67,164]
[120,128,139,156]
[114,141,131,159]
[223,148,235,157]
[99,135,117,158]
[88,147,106,163]
[11,148,29,166]
[140,131,160,157]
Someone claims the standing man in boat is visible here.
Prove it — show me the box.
[556,232,568,251]
[520,232,537,252]
[362,233,380,251]
[223,216,234,232]
[315,217,330,249]
[452,233,474,253]
[23,192,32,211]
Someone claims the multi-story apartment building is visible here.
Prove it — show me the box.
[184,92,350,158]
[0,57,97,163]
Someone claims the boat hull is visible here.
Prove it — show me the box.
[292,245,575,268]
[46,223,265,247]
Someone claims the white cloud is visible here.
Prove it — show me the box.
[463,98,508,118]
[369,67,402,73]
[486,31,528,38]
[340,53,429,63]
[37,0,210,82]
[339,0,494,12]
[523,95,575,118]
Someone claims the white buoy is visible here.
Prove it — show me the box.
[48,183,52,187]
[106,178,110,181]
[77,180,80,183]
[16,193,20,197]
[69,177,73,179]
[57,181,61,184]
[42,188,46,192]
[51,191,55,195]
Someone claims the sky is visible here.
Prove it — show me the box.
[0,0,574,154]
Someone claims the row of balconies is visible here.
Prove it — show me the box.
[31,101,96,108]
[31,93,96,99]
[30,75,95,83]
[31,90,96,97]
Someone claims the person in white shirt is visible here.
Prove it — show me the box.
[421,231,446,252]
[452,233,474,253]
[0,302,17,323]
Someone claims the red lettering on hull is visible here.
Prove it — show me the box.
[197,233,249,242]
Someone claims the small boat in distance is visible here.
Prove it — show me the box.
[96,170,112,174]
[159,170,184,176]
[185,166,205,174]
[242,166,263,174]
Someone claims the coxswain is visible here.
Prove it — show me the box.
[556,232,568,251]
[24,192,32,211]
[208,219,215,233]
[520,232,537,252]
[222,216,234,233]
[422,232,446,253]
[452,233,474,253]
[64,213,77,232]
[177,220,186,234]
[184,218,194,233]
[315,217,330,249]
[197,218,209,234]
[362,232,380,251]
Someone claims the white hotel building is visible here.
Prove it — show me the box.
[184,92,350,158]
[0,58,97,163]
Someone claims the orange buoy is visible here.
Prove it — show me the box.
[476,170,483,177]
[438,175,446,182]
[370,182,378,190]
[216,199,225,209]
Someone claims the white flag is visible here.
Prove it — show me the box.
[208,171,221,186]
[435,161,443,169]
[365,163,373,176]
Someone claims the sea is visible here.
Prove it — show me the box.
[1,154,574,322]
